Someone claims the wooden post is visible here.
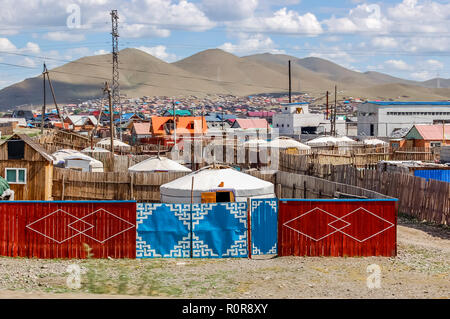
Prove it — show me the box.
[130,173,134,200]
[303,180,307,199]
[61,174,65,200]
[277,183,282,199]
[247,197,252,259]
[190,176,194,258]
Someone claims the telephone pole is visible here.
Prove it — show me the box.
[288,60,292,103]
[331,85,337,137]
[111,10,120,139]
[41,63,64,133]
[103,82,114,152]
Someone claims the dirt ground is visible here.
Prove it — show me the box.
[0,217,448,299]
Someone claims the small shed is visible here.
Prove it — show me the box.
[52,149,104,172]
[160,165,275,204]
[0,133,54,200]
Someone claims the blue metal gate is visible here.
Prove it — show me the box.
[250,198,278,255]
[136,202,248,258]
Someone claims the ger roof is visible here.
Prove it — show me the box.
[366,101,450,106]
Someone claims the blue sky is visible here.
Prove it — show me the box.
[0,0,450,89]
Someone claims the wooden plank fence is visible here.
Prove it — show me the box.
[277,152,449,225]
[52,167,189,202]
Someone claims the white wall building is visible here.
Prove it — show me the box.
[357,101,450,137]
[272,102,346,136]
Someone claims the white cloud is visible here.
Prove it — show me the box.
[22,57,36,67]
[23,42,40,54]
[371,37,398,49]
[135,45,178,62]
[410,70,434,81]
[388,0,450,33]
[384,59,412,71]
[308,47,356,67]
[0,38,17,51]
[44,31,86,42]
[0,0,215,41]
[232,8,323,35]
[94,49,109,55]
[202,0,258,21]
[324,4,390,34]
[425,59,444,70]
[219,33,285,55]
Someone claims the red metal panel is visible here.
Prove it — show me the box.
[278,200,397,257]
[0,201,136,259]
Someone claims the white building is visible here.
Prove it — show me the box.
[272,102,346,136]
[357,101,450,137]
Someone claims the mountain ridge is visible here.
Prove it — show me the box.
[0,48,449,110]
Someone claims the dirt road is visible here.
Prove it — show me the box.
[0,218,448,299]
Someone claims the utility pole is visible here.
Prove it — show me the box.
[172,99,177,149]
[331,85,337,137]
[41,65,46,134]
[325,90,329,121]
[111,10,120,140]
[288,60,292,103]
[41,63,64,133]
[104,82,114,152]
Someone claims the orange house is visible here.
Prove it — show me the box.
[150,116,207,137]
[404,124,450,148]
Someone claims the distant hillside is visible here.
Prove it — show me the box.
[421,78,450,89]
[1,48,449,110]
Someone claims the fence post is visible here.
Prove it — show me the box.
[190,176,194,258]
[247,197,252,259]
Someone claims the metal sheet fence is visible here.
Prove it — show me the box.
[414,169,450,183]
[136,202,248,258]
[0,201,137,259]
[278,199,397,257]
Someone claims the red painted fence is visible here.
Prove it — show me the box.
[0,201,136,259]
[278,199,397,257]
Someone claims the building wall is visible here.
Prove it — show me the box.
[0,142,53,200]
[358,103,450,137]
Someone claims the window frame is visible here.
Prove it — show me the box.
[5,168,27,184]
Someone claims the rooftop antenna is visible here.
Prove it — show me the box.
[111,9,120,140]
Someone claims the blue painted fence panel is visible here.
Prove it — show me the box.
[136,203,191,258]
[192,202,248,258]
[251,198,278,255]
[136,202,248,258]
[414,169,450,183]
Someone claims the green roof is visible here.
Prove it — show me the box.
[165,110,191,116]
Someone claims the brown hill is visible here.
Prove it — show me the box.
[1,48,450,109]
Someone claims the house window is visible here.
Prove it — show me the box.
[7,140,25,159]
[5,168,26,184]
[430,141,442,147]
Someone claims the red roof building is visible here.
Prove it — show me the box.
[231,118,270,130]
[405,124,450,147]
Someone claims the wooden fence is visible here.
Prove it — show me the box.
[277,152,449,225]
[52,167,189,202]
[330,165,449,225]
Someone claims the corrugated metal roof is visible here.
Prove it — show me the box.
[232,118,269,129]
[411,124,450,140]
[367,101,450,106]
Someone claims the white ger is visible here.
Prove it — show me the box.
[160,165,275,204]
